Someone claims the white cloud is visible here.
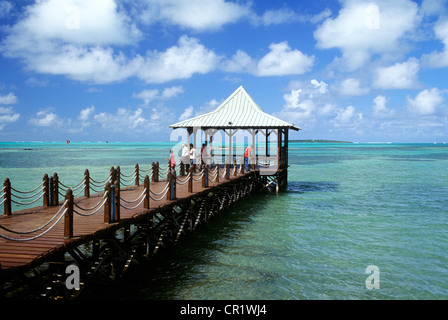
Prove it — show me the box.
[133,89,160,106]
[74,105,175,134]
[256,42,315,76]
[223,43,315,76]
[161,86,184,99]
[259,8,299,26]
[332,105,363,127]
[133,86,184,107]
[0,106,20,130]
[318,103,337,116]
[139,0,251,31]
[0,92,18,105]
[0,1,13,18]
[178,106,194,121]
[29,111,64,127]
[338,78,369,96]
[0,0,143,84]
[2,6,219,86]
[421,19,448,68]
[310,79,329,95]
[274,79,330,124]
[29,45,142,83]
[407,88,445,115]
[222,50,255,73]
[374,58,420,89]
[314,0,419,70]
[282,89,315,120]
[78,105,95,127]
[372,95,395,118]
[421,0,447,17]
[137,36,220,83]
[6,0,141,47]
[93,108,148,131]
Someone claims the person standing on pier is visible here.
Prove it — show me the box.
[244,144,253,171]
[201,142,209,168]
[169,149,176,171]
[181,144,190,173]
[190,143,197,166]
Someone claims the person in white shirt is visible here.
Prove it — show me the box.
[190,143,197,166]
[181,144,190,173]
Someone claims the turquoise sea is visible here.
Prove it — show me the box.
[1,141,448,300]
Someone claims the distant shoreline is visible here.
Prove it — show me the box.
[289,140,352,144]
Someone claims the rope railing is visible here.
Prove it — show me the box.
[119,188,147,210]
[119,168,137,178]
[10,185,46,206]
[149,182,170,201]
[73,191,109,217]
[176,173,191,185]
[0,201,68,241]
[1,159,249,229]
[59,177,85,192]
[208,168,219,183]
[10,181,44,195]
[0,153,260,243]
[120,173,138,187]
[139,166,152,173]
[89,176,111,187]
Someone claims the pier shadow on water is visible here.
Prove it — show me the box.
[79,194,270,300]
[285,181,339,193]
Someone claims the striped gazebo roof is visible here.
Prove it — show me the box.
[169,86,300,131]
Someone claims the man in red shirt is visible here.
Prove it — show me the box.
[244,145,253,171]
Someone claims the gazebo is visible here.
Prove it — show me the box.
[169,86,300,191]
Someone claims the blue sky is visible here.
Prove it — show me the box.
[0,0,447,143]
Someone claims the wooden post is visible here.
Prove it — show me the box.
[156,162,159,182]
[241,157,245,174]
[151,162,156,182]
[277,128,281,170]
[180,163,185,176]
[3,178,11,216]
[116,166,121,186]
[226,164,230,180]
[43,174,49,207]
[114,180,120,222]
[64,188,74,239]
[166,170,172,201]
[144,175,150,209]
[135,164,140,186]
[172,170,177,200]
[104,182,111,223]
[234,159,237,176]
[84,169,90,198]
[188,165,194,193]
[52,172,59,206]
[110,166,115,183]
[202,166,208,188]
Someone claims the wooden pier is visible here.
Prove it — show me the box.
[0,86,300,299]
[1,162,267,298]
